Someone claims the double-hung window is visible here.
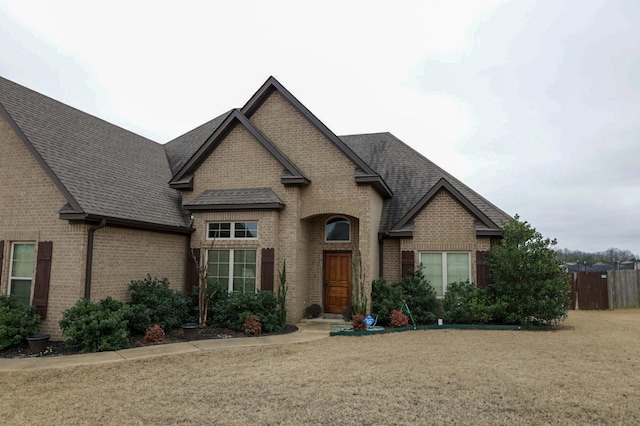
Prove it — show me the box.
[420,252,471,297]
[9,243,35,306]
[208,222,258,240]
[207,249,257,293]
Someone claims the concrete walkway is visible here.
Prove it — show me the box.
[0,325,330,372]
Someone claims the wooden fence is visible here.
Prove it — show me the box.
[570,270,640,310]
[608,270,640,309]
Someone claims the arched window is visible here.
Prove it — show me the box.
[326,217,350,242]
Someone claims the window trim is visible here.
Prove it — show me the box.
[8,242,36,305]
[325,216,351,243]
[206,221,258,240]
[206,248,258,293]
[420,251,471,297]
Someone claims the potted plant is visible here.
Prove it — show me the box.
[26,333,50,354]
[181,322,200,340]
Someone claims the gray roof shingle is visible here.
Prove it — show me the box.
[0,76,190,231]
[341,132,512,233]
[1,76,510,236]
[164,110,232,175]
[184,188,284,210]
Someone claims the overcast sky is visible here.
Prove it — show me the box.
[1,0,638,257]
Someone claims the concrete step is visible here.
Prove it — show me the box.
[297,318,352,332]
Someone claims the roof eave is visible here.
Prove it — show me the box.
[354,174,393,199]
[184,202,285,211]
[281,175,310,186]
[61,213,193,235]
[476,229,503,237]
[169,175,194,190]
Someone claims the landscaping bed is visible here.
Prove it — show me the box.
[0,325,298,359]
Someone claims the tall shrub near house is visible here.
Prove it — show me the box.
[486,215,570,325]
[128,275,192,331]
[398,268,438,324]
[0,295,41,349]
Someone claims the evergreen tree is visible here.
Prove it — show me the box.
[486,215,570,325]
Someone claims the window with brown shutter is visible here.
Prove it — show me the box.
[33,241,53,319]
[401,250,415,278]
[261,248,275,292]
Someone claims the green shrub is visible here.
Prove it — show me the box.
[0,295,41,349]
[128,275,193,331]
[486,216,571,325]
[442,281,491,324]
[398,268,438,324]
[59,297,130,353]
[210,291,281,332]
[371,278,404,326]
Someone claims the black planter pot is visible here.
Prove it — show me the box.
[26,333,50,354]
[181,323,200,340]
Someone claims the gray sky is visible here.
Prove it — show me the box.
[1,0,638,256]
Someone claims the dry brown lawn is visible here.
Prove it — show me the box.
[2,310,639,425]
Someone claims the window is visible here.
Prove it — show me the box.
[207,249,257,293]
[207,222,258,240]
[326,217,350,242]
[9,243,35,306]
[420,252,470,297]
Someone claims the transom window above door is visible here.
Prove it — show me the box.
[207,222,258,239]
[326,217,350,242]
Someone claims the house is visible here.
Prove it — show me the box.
[0,76,512,338]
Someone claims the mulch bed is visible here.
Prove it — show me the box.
[0,325,298,359]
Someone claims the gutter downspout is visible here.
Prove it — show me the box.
[85,219,107,299]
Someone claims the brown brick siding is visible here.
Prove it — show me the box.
[186,91,383,321]
[90,226,188,301]
[397,190,484,283]
[0,115,87,339]
[1,115,189,340]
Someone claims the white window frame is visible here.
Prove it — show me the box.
[206,249,257,293]
[207,221,258,240]
[325,216,351,243]
[420,252,471,297]
[8,242,36,305]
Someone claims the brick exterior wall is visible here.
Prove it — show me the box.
[0,115,87,339]
[184,91,383,321]
[399,190,484,283]
[90,226,188,301]
[1,115,189,339]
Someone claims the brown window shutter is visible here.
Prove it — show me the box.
[261,248,275,292]
[187,248,200,296]
[0,240,4,282]
[401,250,415,278]
[33,241,53,319]
[476,251,490,287]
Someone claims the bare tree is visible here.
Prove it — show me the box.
[190,241,218,328]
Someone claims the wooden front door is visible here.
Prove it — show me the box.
[324,252,352,314]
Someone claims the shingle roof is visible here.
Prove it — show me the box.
[0,76,191,232]
[184,188,285,211]
[164,110,232,175]
[341,132,512,234]
[1,76,510,236]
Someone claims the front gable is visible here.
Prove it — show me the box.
[170,109,310,191]
[243,77,392,199]
[391,178,500,239]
